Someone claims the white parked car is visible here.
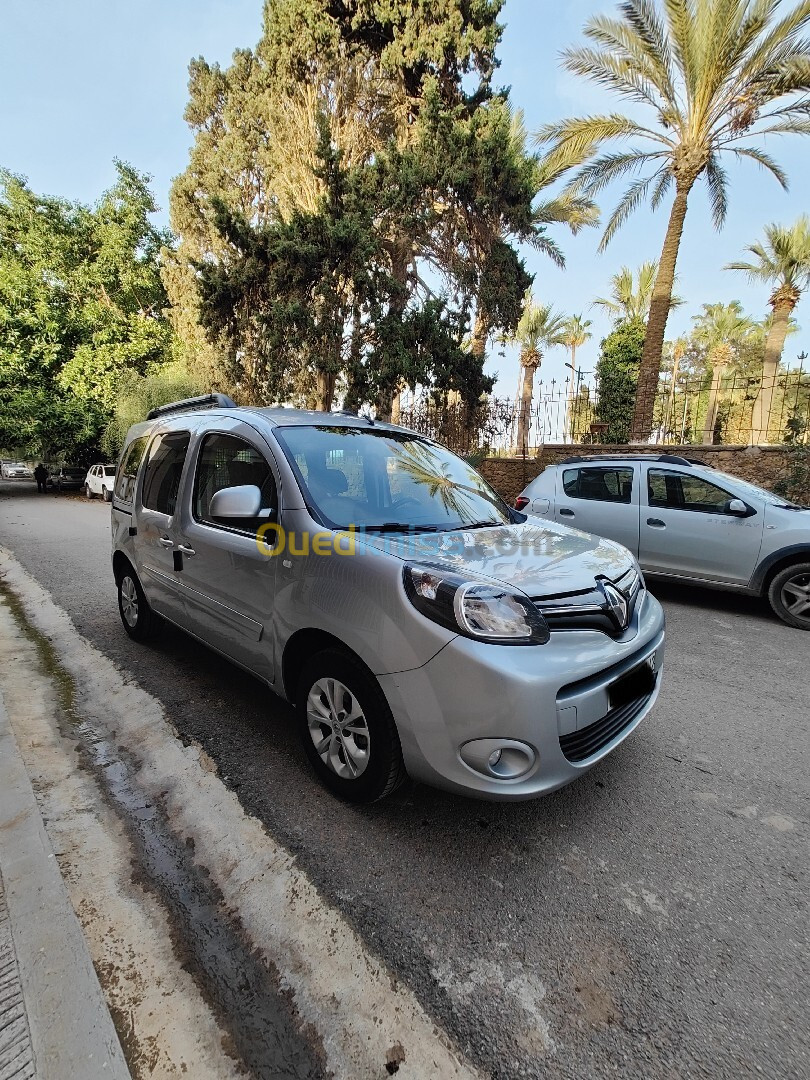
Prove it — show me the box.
[85,463,117,501]
[1,461,34,479]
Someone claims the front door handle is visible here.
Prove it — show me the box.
[559,508,575,517]
[177,544,196,557]
[646,518,666,528]
[158,536,174,548]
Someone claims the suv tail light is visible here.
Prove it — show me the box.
[515,496,529,511]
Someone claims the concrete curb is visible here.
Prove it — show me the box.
[0,689,130,1080]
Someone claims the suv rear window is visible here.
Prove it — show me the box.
[142,432,190,516]
[115,436,148,505]
[562,466,634,504]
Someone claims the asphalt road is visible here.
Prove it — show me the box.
[1,479,807,1080]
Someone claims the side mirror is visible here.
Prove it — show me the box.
[726,498,751,517]
[209,484,262,519]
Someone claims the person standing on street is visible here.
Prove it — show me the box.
[34,463,48,493]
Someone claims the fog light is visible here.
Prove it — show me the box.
[459,739,536,780]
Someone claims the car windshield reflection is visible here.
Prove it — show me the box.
[274,426,512,532]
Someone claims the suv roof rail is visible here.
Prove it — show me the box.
[657,453,692,466]
[559,452,695,467]
[146,393,237,421]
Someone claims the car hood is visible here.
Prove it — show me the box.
[764,501,810,532]
[355,519,636,597]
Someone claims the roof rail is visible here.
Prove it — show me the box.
[146,393,237,421]
[558,452,695,467]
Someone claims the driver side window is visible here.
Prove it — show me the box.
[647,469,732,513]
[193,433,277,534]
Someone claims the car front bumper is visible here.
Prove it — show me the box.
[378,590,665,801]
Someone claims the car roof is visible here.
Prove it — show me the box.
[554,453,713,470]
[140,404,413,437]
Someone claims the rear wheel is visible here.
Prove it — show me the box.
[117,567,160,641]
[296,649,406,803]
[768,562,810,631]
[102,486,112,502]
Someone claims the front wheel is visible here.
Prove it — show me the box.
[296,649,406,803]
[768,562,810,630]
[85,483,94,499]
[117,567,160,641]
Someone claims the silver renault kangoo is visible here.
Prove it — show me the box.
[111,396,665,803]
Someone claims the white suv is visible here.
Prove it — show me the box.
[517,454,810,629]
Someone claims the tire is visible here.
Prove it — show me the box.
[768,562,810,631]
[85,484,94,499]
[117,566,160,642]
[102,486,112,502]
[296,648,406,803]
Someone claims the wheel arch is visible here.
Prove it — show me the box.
[112,550,137,585]
[282,628,372,702]
[752,545,810,596]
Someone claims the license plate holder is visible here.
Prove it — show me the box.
[609,657,656,710]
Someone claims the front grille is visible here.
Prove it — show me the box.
[533,568,642,636]
[559,694,651,763]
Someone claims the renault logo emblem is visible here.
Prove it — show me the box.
[600,581,629,630]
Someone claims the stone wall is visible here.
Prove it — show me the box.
[479,444,800,506]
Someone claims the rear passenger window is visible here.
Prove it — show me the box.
[193,433,277,533]
[115,436,148,505]
[562,467,634,504]
[141,432,190,516]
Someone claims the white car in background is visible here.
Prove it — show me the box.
[85,463,117,501]
[1,461,34,479]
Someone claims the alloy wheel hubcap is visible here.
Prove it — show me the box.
[781,572,810,623]
[307,677,370,779]
[120,576,139,627]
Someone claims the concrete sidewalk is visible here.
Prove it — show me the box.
[0,689,129,1080]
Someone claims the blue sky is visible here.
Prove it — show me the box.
[2,0,808,398]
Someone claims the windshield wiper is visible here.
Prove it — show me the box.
[361,523,440,534]
[447,520,505,531]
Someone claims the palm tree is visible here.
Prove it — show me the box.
[594,262,683,323]
[509,295,568,455]
[726,216,810,441]
[536,0,810,441]
[561,315,593,441]
[691,302,758,443]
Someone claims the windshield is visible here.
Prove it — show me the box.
[275,426,512,531]
[65,468,85,477]
[711,469,804,508]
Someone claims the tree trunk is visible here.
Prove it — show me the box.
[316,370,336,413]
[751,297,795,443]
[702,364,723,445]
[565,344,577,443]
[471,312,488,362]
[391,384,404,424]
[631,182,692,441]
[516,363,536,457]
[375,239,411,421]
[664,351,681,441]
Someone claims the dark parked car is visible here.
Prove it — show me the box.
[48,466,87,492]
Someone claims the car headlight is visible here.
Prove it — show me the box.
[403,565,550,645]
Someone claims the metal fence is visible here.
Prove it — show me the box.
[396,364,810,454]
